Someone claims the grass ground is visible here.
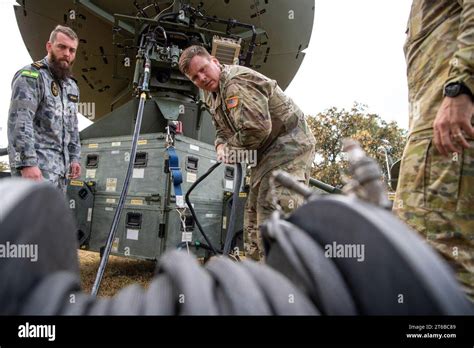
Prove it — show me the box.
[78,249,156,297]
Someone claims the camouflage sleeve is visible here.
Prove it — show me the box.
[223,78,273,149]
[68,89,81,162]
[445,0,474,91]
[211,117,229,150]
[7,70,42,168]
[201,92,231,150]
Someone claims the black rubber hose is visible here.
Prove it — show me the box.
[91,53,153,296]
[91,95,147,296]
[184,162,221,255]
[223,163,242,255]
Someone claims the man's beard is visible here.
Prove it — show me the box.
[49,52,74,80]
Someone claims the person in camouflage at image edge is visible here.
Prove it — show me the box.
[394,0,474,301]
[7,25,81,193]
[179,45,316,261]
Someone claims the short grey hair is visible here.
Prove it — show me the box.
[178,45,211,75]
[49,25,78,43]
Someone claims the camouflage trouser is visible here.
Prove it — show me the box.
[244,150,314,262]
[11,168,67,194]
[393,130,474,301]
[42,171,68,194]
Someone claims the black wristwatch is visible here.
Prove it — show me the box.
[444,82,474,99]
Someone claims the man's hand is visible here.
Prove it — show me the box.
[69,162,81,179]
[433,94,474,156]
[216,143,226,163]
[216,143,233,164]
[21,166,43,181]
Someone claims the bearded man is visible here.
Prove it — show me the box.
[7,25,81,193]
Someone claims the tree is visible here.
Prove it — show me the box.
[0,160,9,172]
[308,103,407,189]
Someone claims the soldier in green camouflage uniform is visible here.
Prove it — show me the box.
[179,46,315,261]
[394,1,474,300]
[7,25,81,193]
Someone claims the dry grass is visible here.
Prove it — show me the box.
[78,249,156,297]
[78,248,212,298]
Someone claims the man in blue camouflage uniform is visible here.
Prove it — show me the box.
[7,25,81,193]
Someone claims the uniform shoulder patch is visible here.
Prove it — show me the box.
[20,70,39,79]
[31,61,45,69]
[226,96,239,109]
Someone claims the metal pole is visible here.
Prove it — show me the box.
[91,42,153,296]
[308,178,342,194]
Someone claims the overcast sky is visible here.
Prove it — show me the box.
[286,0,412,130]
[0,0,412,152]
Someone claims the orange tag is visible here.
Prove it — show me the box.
[226,96,239,109]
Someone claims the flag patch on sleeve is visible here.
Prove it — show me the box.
[226,96,239,109]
